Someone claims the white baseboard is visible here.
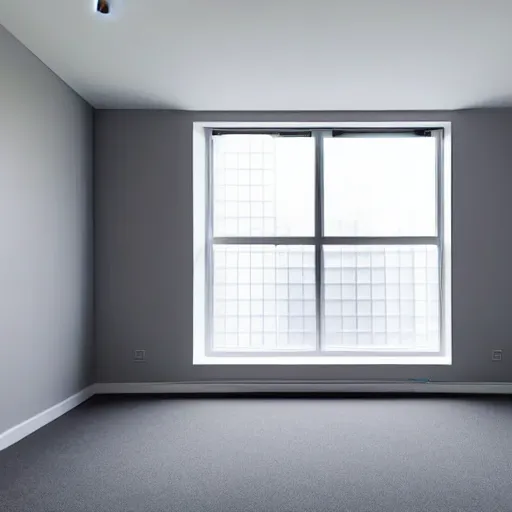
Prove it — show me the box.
[2,381,511,451]
[93,381,512,395]
[0,386,95,452]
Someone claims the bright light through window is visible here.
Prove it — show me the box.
[195,125,450,363]
[324,137,437,236]
[214,135,315,237]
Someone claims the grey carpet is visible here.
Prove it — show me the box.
[2,396,512,512]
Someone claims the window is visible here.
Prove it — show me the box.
[193,123,451,365]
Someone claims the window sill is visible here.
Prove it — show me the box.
[193,354,452,365]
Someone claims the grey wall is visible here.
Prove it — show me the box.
[94,109,512,383]
[0,26,93,433]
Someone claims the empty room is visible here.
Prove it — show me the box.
[2,1,512,511]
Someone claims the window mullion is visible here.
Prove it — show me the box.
[315,131,325,353]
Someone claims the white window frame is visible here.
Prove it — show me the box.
[193,121,452,365]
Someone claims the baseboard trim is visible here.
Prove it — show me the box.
[93,381,512,395]
[2,381,510,451]
[0,386,95,452]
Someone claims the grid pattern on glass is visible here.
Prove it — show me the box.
[213,135,315,237]
[324,137,437,236]
[323,245,440,351]
[212,245,316,351]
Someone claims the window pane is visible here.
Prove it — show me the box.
[213,245,316,351]
[213,135,314,236]
[323,245,440,351]
[323,137,437,236]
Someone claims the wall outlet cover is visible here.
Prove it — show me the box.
[492,350,503,361]
[134,350,146,362]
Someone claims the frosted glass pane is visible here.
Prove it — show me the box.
[213,135,314,236]
[324,137,437,236]
[323,245,440,351]
[213,245,316,351]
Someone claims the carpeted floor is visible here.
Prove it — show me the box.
[2,395,512,511]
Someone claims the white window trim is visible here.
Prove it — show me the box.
[193,121,452,365]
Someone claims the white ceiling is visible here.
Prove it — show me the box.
[1,0,512,110]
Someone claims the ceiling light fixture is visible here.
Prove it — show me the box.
[96,0,110,14]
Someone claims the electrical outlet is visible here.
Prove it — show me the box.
[492,349,503,362]
[134,349,146,362]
